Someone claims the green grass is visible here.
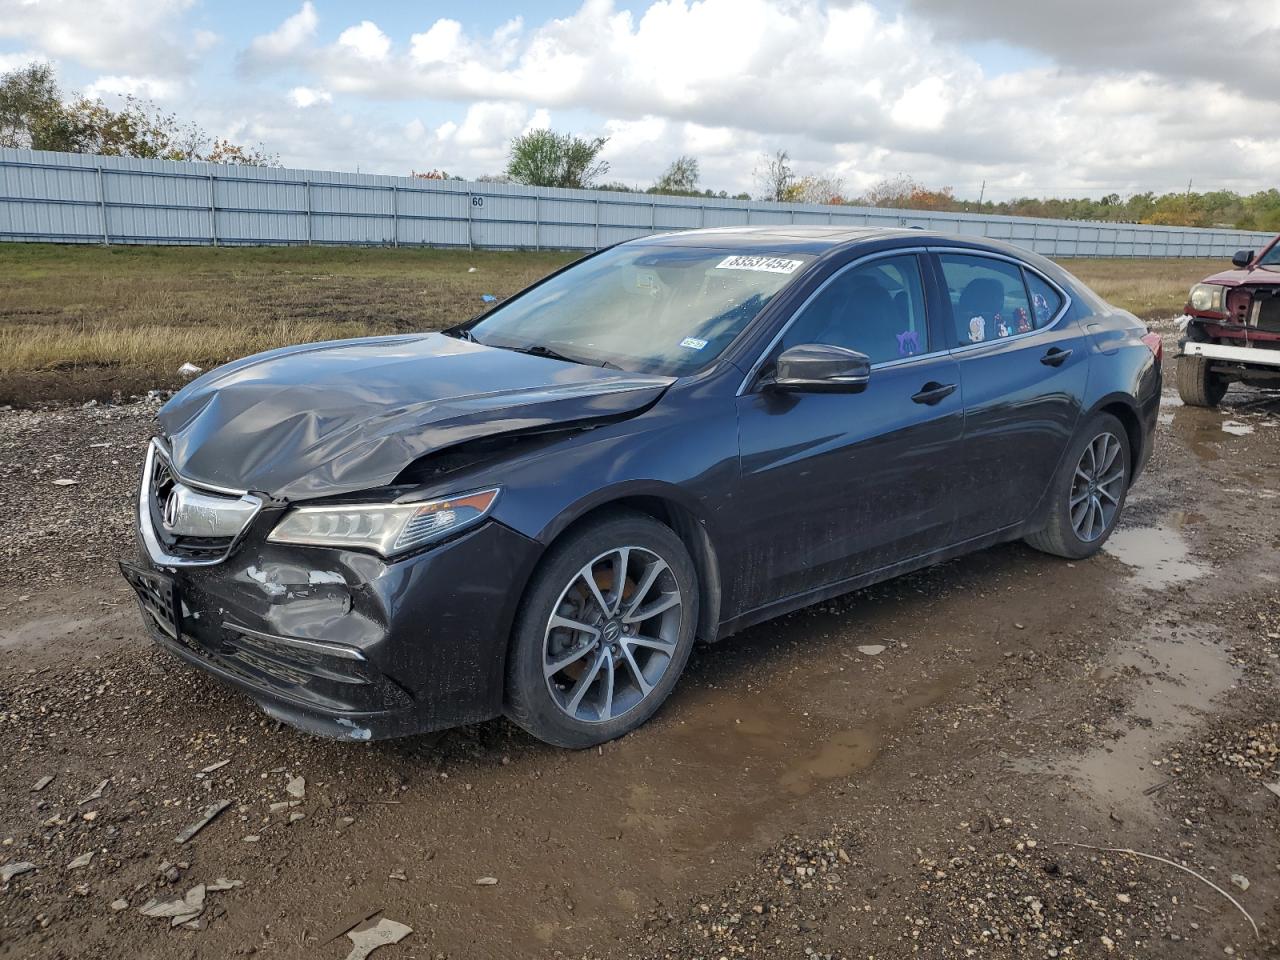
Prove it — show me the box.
[0,243,1214,404]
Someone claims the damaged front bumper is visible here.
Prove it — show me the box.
[121,453,541,741]
[1183,340,1280,370]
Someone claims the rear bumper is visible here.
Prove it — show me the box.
[124,519,541,740]
[1183,340,1280,369]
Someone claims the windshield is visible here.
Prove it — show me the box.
[465,244,813,375]
[1259,241,1280,271]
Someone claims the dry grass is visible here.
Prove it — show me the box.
[0,243,1220,404]
[1062,257,1211,321]
[0,244,575,378]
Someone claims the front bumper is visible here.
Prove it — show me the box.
[1183,340,1280,369]
[123,518,541,741]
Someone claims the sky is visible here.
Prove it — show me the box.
[1,0,1278,201]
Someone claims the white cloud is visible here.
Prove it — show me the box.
[0,49,44,73]
[6,0,1280,199]
[523,108,552,134]
[0,0,198,76]
[288,86,332,109]
[243,1,317,66]
[192,30,219,54]
[410,19,465,65]
[890,77,952,132]
[337,21,391,62]
[901,0,1280,93]
[85,74,183,102]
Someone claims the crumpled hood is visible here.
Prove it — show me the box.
[158,333,674,500]
[1202,267,1280,288]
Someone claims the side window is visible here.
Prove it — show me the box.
[781,255,929,364]
[1024,270,1065,328]
[938,254,1033,345]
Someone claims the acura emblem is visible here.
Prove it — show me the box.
[163,487,181,530]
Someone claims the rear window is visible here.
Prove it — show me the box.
[938,254,1033,344]
[1024,271,1065,328]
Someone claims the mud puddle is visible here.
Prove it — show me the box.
[1040,621,1240,819]
[1070,627,1239,814]
[651,647,957,851]
[1104,520,1208,590]
[1165,389,1278,462]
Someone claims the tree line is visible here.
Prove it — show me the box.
[476,137,1280,233]
[0,62,276,165]
[5,61,1276,231]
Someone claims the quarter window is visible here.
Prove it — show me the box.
[938,254,1034,345]
[1024,271,1065,328]
[780,254,929,364]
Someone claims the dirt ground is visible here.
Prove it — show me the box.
[1,326,1278,960]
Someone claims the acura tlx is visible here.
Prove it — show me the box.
[121,227,1161,748]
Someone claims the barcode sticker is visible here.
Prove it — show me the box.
[715,255,804,274]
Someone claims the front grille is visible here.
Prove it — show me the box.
[167,534,236,561]
[142,441,257,566]
[1254,292,1280,335]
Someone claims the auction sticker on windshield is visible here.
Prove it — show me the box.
[716,255,804,274]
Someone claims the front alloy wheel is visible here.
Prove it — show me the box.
[506,512,698,748]
[543,546,683,723]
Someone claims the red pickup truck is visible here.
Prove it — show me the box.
[1178,235,1280,405]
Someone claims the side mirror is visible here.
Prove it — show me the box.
[1232,249,1254,269]
[771,343,871,393]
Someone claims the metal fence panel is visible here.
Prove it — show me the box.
[1,147,1273,257]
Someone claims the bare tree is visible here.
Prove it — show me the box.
[782,174,846,205]
[754,149,795,202]
[863,174,920,209]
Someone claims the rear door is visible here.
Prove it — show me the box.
[731,250,964,610]
[933,250,1090,540]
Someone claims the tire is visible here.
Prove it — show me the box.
[1177,354,1228,407]
[505,512,699,748]
[1024,412,1131,560]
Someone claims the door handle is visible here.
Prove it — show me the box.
[1041,347,1072,367]
[911,381,957,405]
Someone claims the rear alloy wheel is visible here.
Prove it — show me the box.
[1025,412,1130,559]
[1068,432,1125,543]
[506,513,698,748]
[1176,354,1228,407]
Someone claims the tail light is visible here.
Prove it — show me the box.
[1141,331,1163,365]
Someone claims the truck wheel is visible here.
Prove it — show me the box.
[1176,355,1227,407]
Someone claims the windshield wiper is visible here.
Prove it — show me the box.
[443,326,478,342]
[486,341,625,370]
[509,343,589,365]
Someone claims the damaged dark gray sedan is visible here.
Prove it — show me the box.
[121,227,1161,748]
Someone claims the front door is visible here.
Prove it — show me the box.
[731,251,964,612]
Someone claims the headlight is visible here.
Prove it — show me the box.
[267,488,499,556]
[1188,283,1225,312]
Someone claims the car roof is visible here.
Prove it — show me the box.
[629,225,1073,284]
[633,224,901,254]
[632,224,1024,257]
